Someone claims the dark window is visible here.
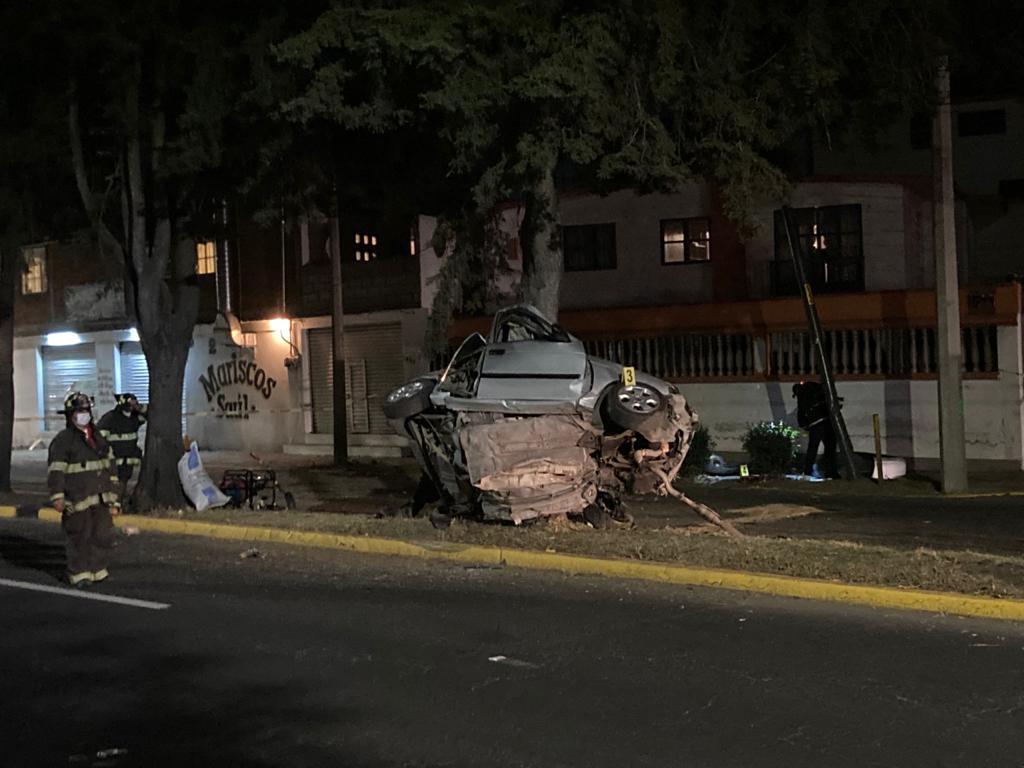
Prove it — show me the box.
[562,223,617,272]
[958,109,1006,137]
[910,112,932,150]
[772,204,863,296]
[661,217,710,264]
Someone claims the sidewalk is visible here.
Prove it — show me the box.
[4,449,1024,618]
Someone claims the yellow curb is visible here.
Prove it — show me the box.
[0,506,15,519]
[6,506,1024,622]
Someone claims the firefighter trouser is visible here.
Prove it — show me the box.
[62,506,117,576]
[117,462,136,485]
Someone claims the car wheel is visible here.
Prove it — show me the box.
[604,382,666,431]
[382,378,436,419]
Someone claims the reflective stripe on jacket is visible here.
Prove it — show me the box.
[96,408,146,461]
[47,427,119,512]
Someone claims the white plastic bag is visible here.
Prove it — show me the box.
[178,441,230,511]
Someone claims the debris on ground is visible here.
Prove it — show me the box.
[122,525,141,536]
[488,655,540,669]
[239,547,265,560]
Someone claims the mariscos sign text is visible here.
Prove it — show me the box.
[198,353,278,419]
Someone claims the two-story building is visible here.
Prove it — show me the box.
[10,97,1024,469]
[11,209,440,458]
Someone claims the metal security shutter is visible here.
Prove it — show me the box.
[344,324,404,434]
[119,342,150,403]
[118,342,188,434]
[43,344,97,430]
[308,328,334,434]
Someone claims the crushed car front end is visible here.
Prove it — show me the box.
[384,306,697,525]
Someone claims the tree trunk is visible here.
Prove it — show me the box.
[131,232,199,511]
[520,159,561,323]
[133,330,190,510]
[0,248,15,493]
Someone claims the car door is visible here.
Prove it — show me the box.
[474,307,588,407]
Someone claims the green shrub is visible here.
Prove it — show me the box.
[741,421,800,476]
[682,424,715,475]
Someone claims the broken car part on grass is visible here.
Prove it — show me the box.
[384,305,739,537]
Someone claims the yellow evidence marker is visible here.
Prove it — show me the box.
[621,366,636,387]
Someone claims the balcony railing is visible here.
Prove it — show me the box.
[449,285,1020,383]
[584,325,999,382]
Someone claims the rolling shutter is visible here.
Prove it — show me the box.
[308,324,404,435]
[118,341,188,434]
[43,344,97,431]
[344,324,404,435]
[308,328,334,434]
[119,342,150,403]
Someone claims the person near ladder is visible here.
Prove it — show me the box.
[97,392,147,503]
[48,392,122,587]
[793,379,840,480]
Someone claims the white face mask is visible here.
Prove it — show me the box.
[73,411,91,427]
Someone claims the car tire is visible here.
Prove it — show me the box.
[382,378,436,420]
[604,382,667,431]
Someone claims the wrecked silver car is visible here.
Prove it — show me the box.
[383,305,698,526]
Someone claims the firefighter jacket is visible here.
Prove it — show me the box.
[47,426,120,513]
[97,408,146,467]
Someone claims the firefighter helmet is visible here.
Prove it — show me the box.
[116,393,140,408]
[59,392,93,415]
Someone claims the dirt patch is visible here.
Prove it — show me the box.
[146,505,1024,600]
[720,504,822,526]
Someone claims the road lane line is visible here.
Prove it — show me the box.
[0,578,170,610]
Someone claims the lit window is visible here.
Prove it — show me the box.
[354,232,378,262]
[661,218,711,264]
[772,204,863,296]
[410,227,418,256]
[196,240,216,275]
[21,245,47,295]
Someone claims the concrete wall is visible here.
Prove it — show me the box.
[183,319,303,453]
[683,327,1023,466]
[558,186,711,310]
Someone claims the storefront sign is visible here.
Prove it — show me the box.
[198,353,278,419]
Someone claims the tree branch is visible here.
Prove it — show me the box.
[69,90,125,262]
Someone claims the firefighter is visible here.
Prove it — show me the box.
[48,392,122,587]
[97,392,147,502]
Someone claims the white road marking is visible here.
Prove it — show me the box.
[0,577,170,610]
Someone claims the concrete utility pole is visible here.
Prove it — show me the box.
[781,207,859,481]
[330,186,349,463]
[932,58,968,492]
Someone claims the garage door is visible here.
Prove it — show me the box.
[307,324,405,435]
[308,328,334,434]
[43,344,97,430]
[119,341,188,434]
[345,324,404,435]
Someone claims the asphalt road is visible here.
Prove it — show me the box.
[1,519,1023,768]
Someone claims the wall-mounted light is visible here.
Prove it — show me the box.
[45,331,82,347]
[269,317,291,343]
[270,317,302,368]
